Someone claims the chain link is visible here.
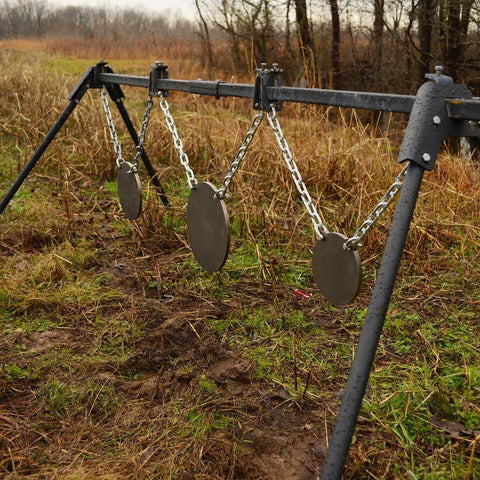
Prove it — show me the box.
[216,111,264,199]
[131,95,154,173]
[100,86,152,174]
[100,86,130,169]
[158,93,198,189]
[267,106,328,240]
[343,164,408,251]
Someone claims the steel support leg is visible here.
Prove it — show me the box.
[108,89,169,207]
[319,161,425,479]
[0,97,84,216]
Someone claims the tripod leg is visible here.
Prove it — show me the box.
[319,161,425,480]
[108,89,169,207]
[0,98,82,216]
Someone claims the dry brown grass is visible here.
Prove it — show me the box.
[1,42,480,479]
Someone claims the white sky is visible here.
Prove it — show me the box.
[53,0,196,19]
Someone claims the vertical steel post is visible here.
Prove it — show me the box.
[319,161,425,479]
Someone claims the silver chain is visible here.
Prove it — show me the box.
[131,95,154,173]
[100,86,128,169]
[267,106,328,240]
[216,111,265,200]
[343,164,408,251]
[100,86,153,174]
[158,93,197,189]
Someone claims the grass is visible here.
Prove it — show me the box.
[0,42,479,479]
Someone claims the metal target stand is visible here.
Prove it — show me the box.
[2,60,480,479]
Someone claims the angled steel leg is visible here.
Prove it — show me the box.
[0,82,90,216]
[319,161,425,479]
[105,84,169,207]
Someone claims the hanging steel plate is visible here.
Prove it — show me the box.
[187,181,230,272]
[117,163,142,220]
[312,232,362,306]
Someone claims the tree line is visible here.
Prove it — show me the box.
[2,0,480,94]
[195,0,480,93]
[0,0,192,42]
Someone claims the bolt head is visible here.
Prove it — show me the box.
[433,116,441,125]
[423,153,431,162]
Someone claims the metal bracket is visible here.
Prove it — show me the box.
[398,67,480,170]
[214,80,225,100]
[253,63,283,112]
[425,65,454,85]
[151,61,169,97]
[68,65,96,101]
[87,60,126,102]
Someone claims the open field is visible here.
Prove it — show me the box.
[1,42,480,479]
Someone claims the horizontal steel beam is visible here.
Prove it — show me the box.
[446,98,480,120]
[98,72,480,119]
[98,72,414,113]
[98,73,254,99]
[268,86,415,113]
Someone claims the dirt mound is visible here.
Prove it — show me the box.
[243,425,322,479]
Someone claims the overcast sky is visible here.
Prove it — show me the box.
[53,0,196,19]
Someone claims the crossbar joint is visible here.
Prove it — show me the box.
[253,63,283,112]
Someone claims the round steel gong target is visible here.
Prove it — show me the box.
[187,182,230,272]
[312,232,362,306]
[117,163,142,220]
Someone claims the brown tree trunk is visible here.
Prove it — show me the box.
[459,0,473,39]
[446,0,461,77]
[294,0,316,86]
[285,0,292,52]
[328,0,341,89]
[372,0,384,75]
[195,0,214,69]
[443,0,473,80]
[418,0,436,83]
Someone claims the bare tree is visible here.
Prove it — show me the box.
[418,0,437,82]
[294,0,316,85]
[439,0,474,80]
[196,0,277,70]
[372,0,384,74]
[2,0,49,37]
[328,0,341,89]
[196,0,214,68]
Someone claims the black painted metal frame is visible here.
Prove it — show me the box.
[1,61,480,479]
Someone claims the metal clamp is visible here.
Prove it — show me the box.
[425,65,453,85]
[398,66,476,170]
[214,80,225,100]
[151,61,169,97]
[253,63,283,112]
[88,60,125,103]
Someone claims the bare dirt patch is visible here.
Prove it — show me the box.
[23,328,79,353]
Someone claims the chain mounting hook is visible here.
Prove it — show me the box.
[253,63,283,112]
